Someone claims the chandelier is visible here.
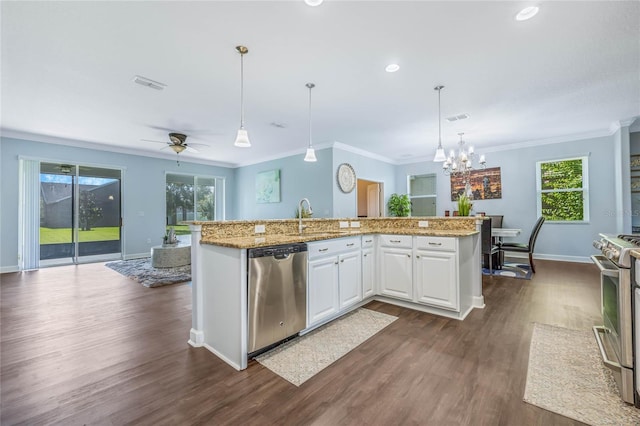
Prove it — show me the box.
[442,133,487,197]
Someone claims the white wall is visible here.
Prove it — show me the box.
[395,135,617,261]
[0,137,236,271]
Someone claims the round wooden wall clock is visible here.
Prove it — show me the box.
[337,163,356,193]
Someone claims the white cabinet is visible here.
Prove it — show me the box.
[362,235,375,299]
[414,249,458,311]
[308,256,340,325]
[379,235,413,301]
[362,247,375,298]
[338,251,362,309]
[414,236,459,311]
[307,237,362,327]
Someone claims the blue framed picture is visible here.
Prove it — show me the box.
[256,169,281,203]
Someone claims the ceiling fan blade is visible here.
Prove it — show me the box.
[185,145,199,153]
[141,138,168,144]
[188,142,210,148]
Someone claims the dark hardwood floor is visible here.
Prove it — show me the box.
[1,259,601,425]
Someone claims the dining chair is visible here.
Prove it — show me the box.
[481,218,499,274]
[498,216,545,273]
[487,215,503,229]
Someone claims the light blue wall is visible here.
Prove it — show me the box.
[234,148,334,220]
[332,147,397,218]
[0,137,236,270]
[395,135,617,260]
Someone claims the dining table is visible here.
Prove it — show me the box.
[491,228,522,269]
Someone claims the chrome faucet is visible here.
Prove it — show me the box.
[298,198,313,234]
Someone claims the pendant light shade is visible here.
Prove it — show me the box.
[304,83,317,162]
[433,85,447,162]
[234,45,251,148]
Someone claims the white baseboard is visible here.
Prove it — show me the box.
[188,328,204,347]
[203,343,242,371]
[123,253,150,260]
[0,265,19,273]
[504,253,592,264]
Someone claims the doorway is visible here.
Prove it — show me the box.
[356,179,384,218]
[39,162,122,266]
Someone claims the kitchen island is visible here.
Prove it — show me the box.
[187,217,484,370]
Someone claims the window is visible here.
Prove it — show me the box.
[536,156,589,222]
[166,174,218,235]
[408,174,437,216]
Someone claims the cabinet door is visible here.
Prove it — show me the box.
[339,251,362,310]
[415,250,459,311]
[380,247,413,301]
[308,256,340,326]
[362,247,375,298]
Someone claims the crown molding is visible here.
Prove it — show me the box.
[0,128,236,168]
[332,141,398,165]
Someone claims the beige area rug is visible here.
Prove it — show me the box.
[255,308,397,386]
[524,323,640,425]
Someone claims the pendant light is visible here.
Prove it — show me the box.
[304,83,317,162]
[433,85,447,162]
[234,45,251,148]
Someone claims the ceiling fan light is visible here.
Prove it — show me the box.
[234,128,251,148]
[171,144,187,154]
[433,146,446,162]
[304,148,317,162]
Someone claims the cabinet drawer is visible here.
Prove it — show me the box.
[415,236,456,251]
[379,234,412,249]
[308,237,361,259]
[361,235,375,248]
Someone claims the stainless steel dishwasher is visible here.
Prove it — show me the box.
[248,242,307,355]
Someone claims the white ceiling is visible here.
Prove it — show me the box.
[2,1,639,167]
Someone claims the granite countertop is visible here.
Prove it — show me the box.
[201,229,479,249]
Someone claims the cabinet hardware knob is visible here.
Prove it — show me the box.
[407,254,411,257]
[347,243,355,247]
[391,240,401,243]
[416,255,420,258]
[364,254,368,257]
[365,239,372,243]
[429,242,442,246]
[319,248,329,252]
[341,259,344,263]
[334,261,339,264]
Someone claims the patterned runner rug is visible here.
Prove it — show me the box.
[105,258,191,288]
[256,308,397,386]
[524,323,640,425]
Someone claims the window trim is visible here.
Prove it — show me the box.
[407,173,437,217]
[535,155,589,223]
[165,172,224,223]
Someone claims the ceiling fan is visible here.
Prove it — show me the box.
[141,132,210,165]
[141,132,207,154]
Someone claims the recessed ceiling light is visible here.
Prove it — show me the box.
[385,64,400,73]
[304,0,323,6]
[516,6,539,21]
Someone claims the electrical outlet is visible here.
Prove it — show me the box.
[418,221,429,227]
[255,224,266,234]
[339,221,349,228]
[350,221,360,228]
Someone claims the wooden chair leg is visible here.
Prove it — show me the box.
[529,252,535,273]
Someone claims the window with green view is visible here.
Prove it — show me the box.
[536,156,589,222]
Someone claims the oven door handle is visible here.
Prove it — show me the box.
[592,326,622,372]
[590,255,619,277]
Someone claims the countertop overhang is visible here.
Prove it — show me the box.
[201,229,478,249]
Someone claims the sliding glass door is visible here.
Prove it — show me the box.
[39,162,122,265]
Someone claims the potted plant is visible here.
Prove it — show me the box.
[388,193,411,217]
[457,194,472,216]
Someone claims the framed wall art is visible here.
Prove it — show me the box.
[256,169,281,203]
[450,167,502,201]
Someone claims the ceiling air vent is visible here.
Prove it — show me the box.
[132,75,167,91]
[446,113,470,122]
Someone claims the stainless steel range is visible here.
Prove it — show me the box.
[591,234,639,404]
